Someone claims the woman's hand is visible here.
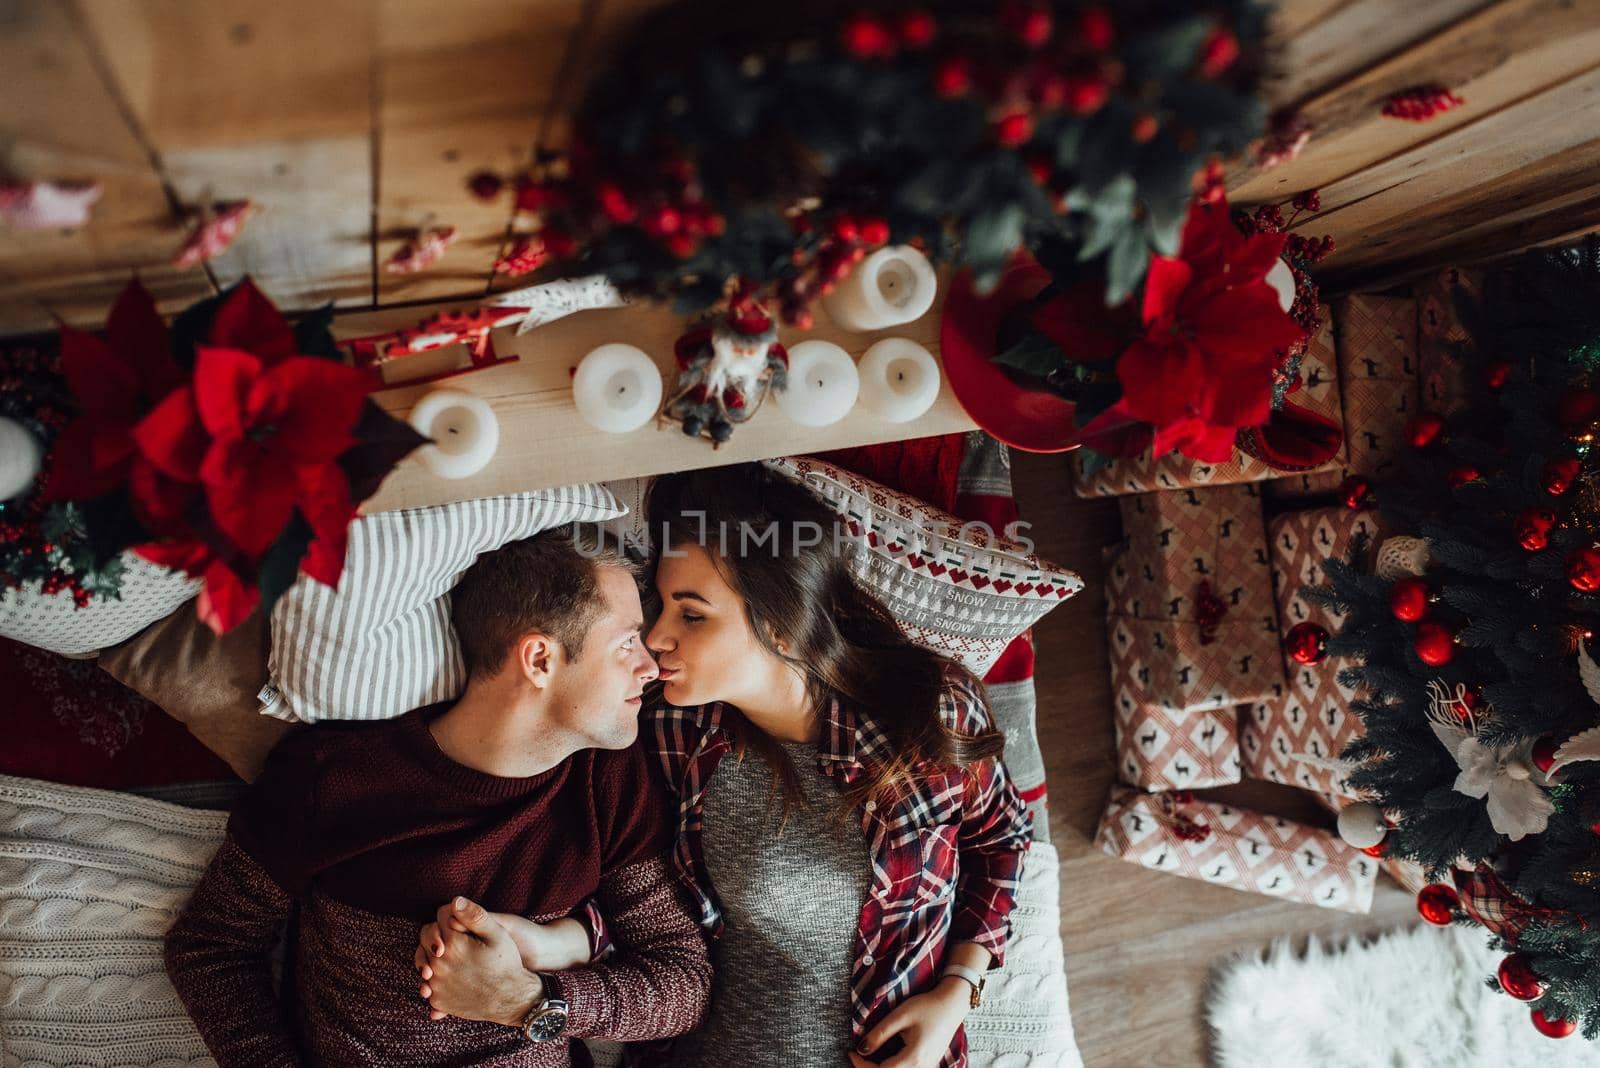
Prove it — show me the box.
[847,977,972,1067]
[419,908,590,980]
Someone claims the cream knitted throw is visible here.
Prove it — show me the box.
[0,775,1081,1067]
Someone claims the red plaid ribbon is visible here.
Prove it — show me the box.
[1452,866,1585,940]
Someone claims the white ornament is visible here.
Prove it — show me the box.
[1551,725,1600,776]
[1336,801,1387,849]
[1425,681,1553,841]
[485,275,632,336]
[1375,536,1431,580]
[0,417,44,500]
[775,341,859,427]
[857,338,940,423]
[822,245,937,331]
[571,344,662,433]
[407,389,499,479]
[1265,257,1297,313]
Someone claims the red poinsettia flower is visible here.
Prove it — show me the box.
[1076,197,1304,463]
[131,346,369,617]
[45,281,183,499]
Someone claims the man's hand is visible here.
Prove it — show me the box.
[846,978,972,1068]
[412,897,544,1027]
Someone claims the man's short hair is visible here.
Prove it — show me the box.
[450,524,641,681]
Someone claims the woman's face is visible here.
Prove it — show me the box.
[646,541,775,708]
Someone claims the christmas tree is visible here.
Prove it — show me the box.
[1315,238,1600,1039]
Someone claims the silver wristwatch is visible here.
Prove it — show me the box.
[519,975,570,1043]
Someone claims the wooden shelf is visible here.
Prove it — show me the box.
[342,288,974,513]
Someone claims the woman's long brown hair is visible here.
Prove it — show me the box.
[644,463,1006,815]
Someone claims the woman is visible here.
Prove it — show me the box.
[637,462,1031,1068]
[416,462,1031,1066]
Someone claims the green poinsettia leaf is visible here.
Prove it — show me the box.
[1106,224,1152,307]
[963,203,1026,293]
[293,304,340,361]
[258,511,313,617]
[992,329,1067,379]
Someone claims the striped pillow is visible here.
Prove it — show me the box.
[261,483,625,723]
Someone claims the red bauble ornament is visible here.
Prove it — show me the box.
[1483,360,1510,390]
[1388,577,1430,622]
[932,56,972,97]
[1513,506,1557,552]
[665,232,698,259]
[1531,736,1559,775]
[1078,7,1114,50]
[1360,841,1386,858]
[1447,464,1480,489]
[1416,883,1459,926]
[1531,1009,1577,1039]
[1566,545,1600,592]
[642,205,682,238]
[1198,27,1240,77]
[1407,413,1446,449]
[1066,74,1109,114]
[896,9,936,49]
[841,13,895,58]
[830,215,860,243]
[995,112,1035,148]
[1542,457,1581,496]
[1558,389,1600,427]
[595,182,636,223]
[1285,621,1329,665]
[1414,621,1456,667]
[1340,474,1372,509]
[1002,1,1052,47]
[1497,954,1547,1001]
[858,216,890,247]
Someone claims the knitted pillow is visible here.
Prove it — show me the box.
[762,456,1083,675]
[261,482,625,723]
[0,551,201,657]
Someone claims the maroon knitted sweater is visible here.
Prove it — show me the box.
[164,705,712,1066]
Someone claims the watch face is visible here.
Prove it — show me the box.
[525,1000,569,1042]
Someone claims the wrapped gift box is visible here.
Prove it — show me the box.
[1240,507,1382,801]
[1336,294,1420,481]
[1418,266,1483,417]
[1074,307,1344,497]
[1106,483,1282,791]
[1094,785,1379,913]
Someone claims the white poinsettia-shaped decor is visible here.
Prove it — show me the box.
[1425,681,1553,842]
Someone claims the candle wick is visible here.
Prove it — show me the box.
[447,427,459,435]
[896,372,903,381]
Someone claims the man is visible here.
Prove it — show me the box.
[165,525,710,1066]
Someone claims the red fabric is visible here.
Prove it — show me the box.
[0,636,234,788]
[813,432,967,514]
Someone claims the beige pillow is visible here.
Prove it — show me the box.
[98,600,299,782]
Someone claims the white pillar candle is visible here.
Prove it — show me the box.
[408,389,499,479]
[857,338,940,423]
[0,416,43,500]
[776,340,859,427]
[822,244,937,331]
[1266,257,1296,312]
[572,343,663,433]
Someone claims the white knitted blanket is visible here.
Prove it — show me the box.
[0,775,1080,1067]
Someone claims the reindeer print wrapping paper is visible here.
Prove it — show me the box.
[1105,483,1283,791]
[1094,785,1379,913]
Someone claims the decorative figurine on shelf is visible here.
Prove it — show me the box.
[338,306,526,389]
[661,290,788,446]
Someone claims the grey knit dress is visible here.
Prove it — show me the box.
[671,739,872,1067]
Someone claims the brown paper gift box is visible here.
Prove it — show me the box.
[1073,306,1345,497]
[1418,266,1484,417]
[1094,785,1379,912]
[1106,483,1282,790]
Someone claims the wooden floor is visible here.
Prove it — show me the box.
[1010,451,1420,1068]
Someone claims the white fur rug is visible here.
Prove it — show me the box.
[1207,924,1593,1067]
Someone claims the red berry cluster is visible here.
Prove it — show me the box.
[1381,85,1464,122]
[775,212,894,328]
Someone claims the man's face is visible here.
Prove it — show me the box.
[544,565,658,750]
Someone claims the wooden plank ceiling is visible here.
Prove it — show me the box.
[1,0,1598,334]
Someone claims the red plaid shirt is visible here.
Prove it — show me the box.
[641,668,1031,1067]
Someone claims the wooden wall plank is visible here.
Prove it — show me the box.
[1305,68,1600,269]
[373,0,585,305]
[347,284,966,511]
[1234,0,1600,205]
[1264,0,1493,108]
[0,0,212,333]
[77,0,377,314]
